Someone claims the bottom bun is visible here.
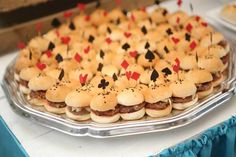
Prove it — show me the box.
[146,104,172,118]
[90,112,120,123]
[120,108,145,120]
[212,75,225,87]
[44,103,66,114]
[222,62,228,72]
[14,72,20,82]
[28,97,47,106]
[197,85,213,99]
[19,85,30,94]
[66,107,90,121]
[173,95,198,110]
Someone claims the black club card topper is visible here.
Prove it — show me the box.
[98,79,109,90]
[185,33,191,42]
[145,50,155,62]
[88,35,95,43]
[150,69,159,82]
[166,28,173,36]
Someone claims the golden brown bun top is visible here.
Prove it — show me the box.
[145,85,172,103]
[117,88,144,106]
[19,67,41,81]
[46,83,72,102]
[170,80,197,98]
[90,92,117,111]
[28,74,56,91]
[65,89,92,107]
[198,57,224,72]
[186,69,213,84]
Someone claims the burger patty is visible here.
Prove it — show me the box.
[212,73,221,82]
[119,102,145,114]
[221,53,229,65]
[145,101,170,110]
[47,101,67,108]
[172,95,193,103]
[218,40,227,49]
[68,106,90,115]
[19,79,28,88]
[29,90,46,99]
[92,106,119,117]
[196,82,212,92]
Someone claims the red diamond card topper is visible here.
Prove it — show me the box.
[131,72,140,81]
[61,36,71,45]
[115,0,122,5]
[105,37,112,44]
[63,11,73,19]
[35,22,43,33]
[177,0,182,8]
[201,22,208,27]
[129,51,137,58]
[171,37,180,44]
[173,58,180,73]
[84,46,90,54]
[77,3,86,11]
[84,15,90,21]
[186,23,193,32]
[36,62,46,71]
[79,74,88,85]
[125,71,132,80]
[121,59,129,70]
[17,42,26,49]
[190,41,197,50]
[45,50,52,58]
[74,53,81,62]
[124,32,132,38]
[195,15,200,22]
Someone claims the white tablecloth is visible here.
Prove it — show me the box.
[0,0,235,156]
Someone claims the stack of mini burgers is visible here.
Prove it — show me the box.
[14,3,230,123]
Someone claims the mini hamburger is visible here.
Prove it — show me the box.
[117,88,145,120]
[186,69,213,99]
[145,85,172,118]
[170,80,198,110]
[45,83,72,114]
[90,92,120,123]
[28,74,56,106]
[65,89,92,121]
[19,67,41,94]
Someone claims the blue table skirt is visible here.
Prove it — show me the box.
[0,116,28,157]
[151,116,236,157]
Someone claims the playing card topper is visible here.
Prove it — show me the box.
[98,79,109,89]
[79,74,88,85]
[150,69,159,82]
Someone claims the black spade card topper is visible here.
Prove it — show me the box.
[55,53,63,63]
[98,79,109,89]
[51,18,61,28]
[164,46,169,53]
[58,69,64,81]
[29,51,32,60]
[100,50,105,59]
[69,22,76,30]
[122,43,130,51]
[162,67,172,76]
[107,27,112,34]
[145,42,150,49]
[112,73,118,81]
[88,35,95,43]
[145,50,155,62]
[150,69,159,82]
[48,42,55,51]
[141,26,148,35]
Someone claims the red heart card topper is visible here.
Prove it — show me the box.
[124,32,132,38]
[121,59,129,70]
[125,71,132,80]
[186,23,193,32]
[79,74,88,85]
[171,37,180,44]
[201,22,208,27]
[84,46,90,54]
[77,3,86,11]
[129,51,138,58]
[195,16,201,22]
[36,62,46,71]
[105,37,112,45]
[173,58,180,73]
[63,11,73,19]
[74,53,82,62]
[131,72,140,81]
[190,41,197,50]
[17,42,26,49]
[177,0,182,8]
[60,36,71,45]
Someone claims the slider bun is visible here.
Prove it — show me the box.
[137,53,158,68]
[66,107,90,121]
[46,84,72,102]
[200,32,224,47]
[28,36,49,52]
[146,103,172,118]
[212,74,225,87]
[19,67,40,81]
[220,4,236,25]
[117,88,144,106]
[140,69,152,85]
[28,75,56,91]
[198,57,224,73]
[90,9,108,25]
[145,85,172,103]
[46,68,68,80]
[90,93,117,111]
[204,45,229,58]
[120,108,145,120]
[180,55,197,70]
[108,8,126,21]
[167,11,189,26]
[186,69,213,84]
[58,60,78,73]
[90,112,120,123]
[170,80,197,98]
[69,68,93,82]
[28,97,47,106]
[197,85,213,99]
[14,57,37,73]
[150,7,168,24]
[129,9,148,21]
[65,90,92,107]
[19,85,30,94]
[44,103,66,114]
[172,95,198,110]
[101,65,119,77]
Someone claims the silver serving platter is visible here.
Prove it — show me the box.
[2,36,236,138]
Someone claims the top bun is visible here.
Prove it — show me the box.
[200,32,224,47]
[186,69,213,84]
[198,57,224,72]
[170,80,197,98]
[28,74,56,91]
[180,55,197,70]
[19,67,41,81]
[46,83,72,102]
[117,88,144,106]
[145,85,172,103]
[90,93,117,111]
[65,89,92,107]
